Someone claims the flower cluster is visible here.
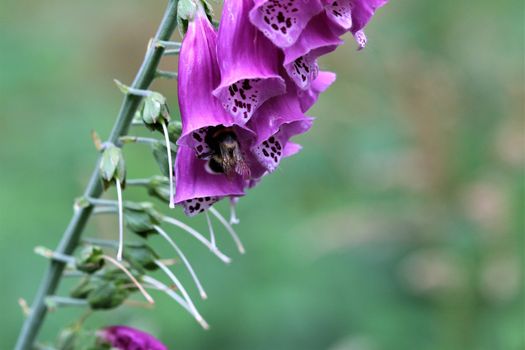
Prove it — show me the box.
[174,0,388,216]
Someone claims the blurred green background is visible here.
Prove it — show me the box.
[1,0,523,349]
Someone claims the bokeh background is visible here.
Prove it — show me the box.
[1,0,523,349]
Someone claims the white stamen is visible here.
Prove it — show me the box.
[209,207,245,254]
[204,211,216,249]
[162,216,231,263]
[161,120,175,209]
[142,275,189,312]
[115,178,124,261]
[102,255,154,304]
[143,276,209,329]
[154,225,207,299]
[229,199,240,225]
[155,260,209,329]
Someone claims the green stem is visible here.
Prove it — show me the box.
[14,1,179,349]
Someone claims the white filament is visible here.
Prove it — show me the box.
[209,207,245,254]
[204,211,216,249]
[142,275,190,313]
[162,216,231,263]
[229,199,240,225]
[154,225,207,299]
[115,178,124,261]
[155,260,209,329]
[161,120,175,208]
[143,276,209,329]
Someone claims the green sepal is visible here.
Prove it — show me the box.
[123,243,160,272]
[147,176,170,204]
[98,143,126,190]
[75,246,105,274]
[87,281,130,310]
[201,0,215,24]
[168,120,182,140]
[70,276,105,299]
[100,268,133,286]
[124,202,162,237]
[176,0,197,36]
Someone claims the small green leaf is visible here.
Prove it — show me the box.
[113,79,130,95]
[74,196,90,211]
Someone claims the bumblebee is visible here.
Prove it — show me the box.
[203,126,250,179]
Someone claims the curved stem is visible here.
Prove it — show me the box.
[115,179,124,261]
[14,2,179,348]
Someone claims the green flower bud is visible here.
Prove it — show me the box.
[98,143,126,190]
[141,92,170,131]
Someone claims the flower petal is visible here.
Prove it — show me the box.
[177,7,234,149]
[283,142,303,158]
[249,88,313,172]
[349,0,389,34]
[213,0,286,124]
[322,0,389,48]
[249,0,324,48]
[297,70,336,112]
[323,0,353,30]
[283,14,342,89]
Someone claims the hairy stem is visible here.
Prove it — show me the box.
[14,1,179,348]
